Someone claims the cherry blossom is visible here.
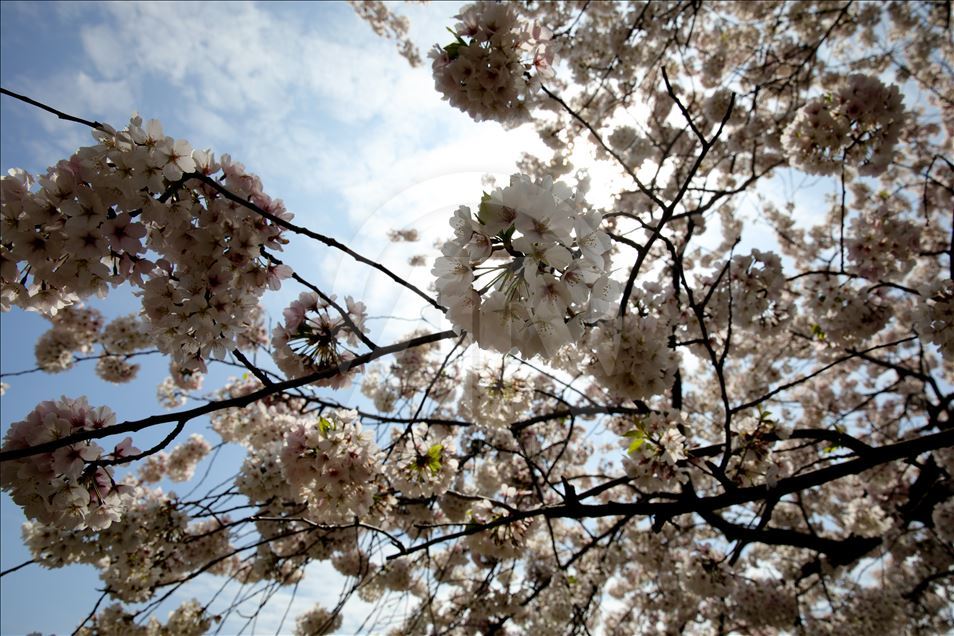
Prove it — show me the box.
[0,397,133,530]
[430,1,554,125]
[434,173,617,359]
[782,74,906,176]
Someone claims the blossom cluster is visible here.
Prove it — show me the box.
[110,510,235,601]
[95,354,139,384]
[621,412,690,491]
[155,359,207,409]
[731,582,799,629]
[846,195,919,280]
[464,498,534,560]
[387,423,459,498]
[138,433,211,483]
[34,305,104,372]
[434,173,617,359]
[156,376,187,409]
[586,315,678,402]
[21,485,237,602]
[33,306,155,384]
[726,411,781,486]
[0,397,134,530]
[804,278,892,346]
[209,376,292,448]
[272,291,368,386]
[100,313,153,355]
[431,1,554,125]
[293,604,343,636]
[458,361,533,429]
[706,250,791,337]
[0,115,291,373]
[77,598,211,636]
[280,410,383,524]
[783,74,905,176]
[583,282,679,401]
[98,313,155,383]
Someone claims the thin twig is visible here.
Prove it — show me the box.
[0,330,457,463]
[1,86,106,130]
[0,559,35,578]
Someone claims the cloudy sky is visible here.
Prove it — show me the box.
[0,1,552,633]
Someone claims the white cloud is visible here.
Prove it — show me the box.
[79,23,128,80]
[179,103,237,148]
[73,71,137,115]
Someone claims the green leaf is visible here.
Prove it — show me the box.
[624,429,645,454]
[627,437,645,454]
[567,575,577,585]
[476,191,492,225]
[318,417,335,434]
[443,41,463,60]
[441,27,467,59]
[498,224,516,242]
[426,444,444,473]
[811,324,827,341]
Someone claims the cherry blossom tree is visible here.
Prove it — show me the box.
[2,1,953,634]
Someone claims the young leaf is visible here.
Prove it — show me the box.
[443,42,462,60]
[426,444,444,473]
[624,429,645,454]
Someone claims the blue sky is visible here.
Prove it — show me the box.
[0,2,552,633]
